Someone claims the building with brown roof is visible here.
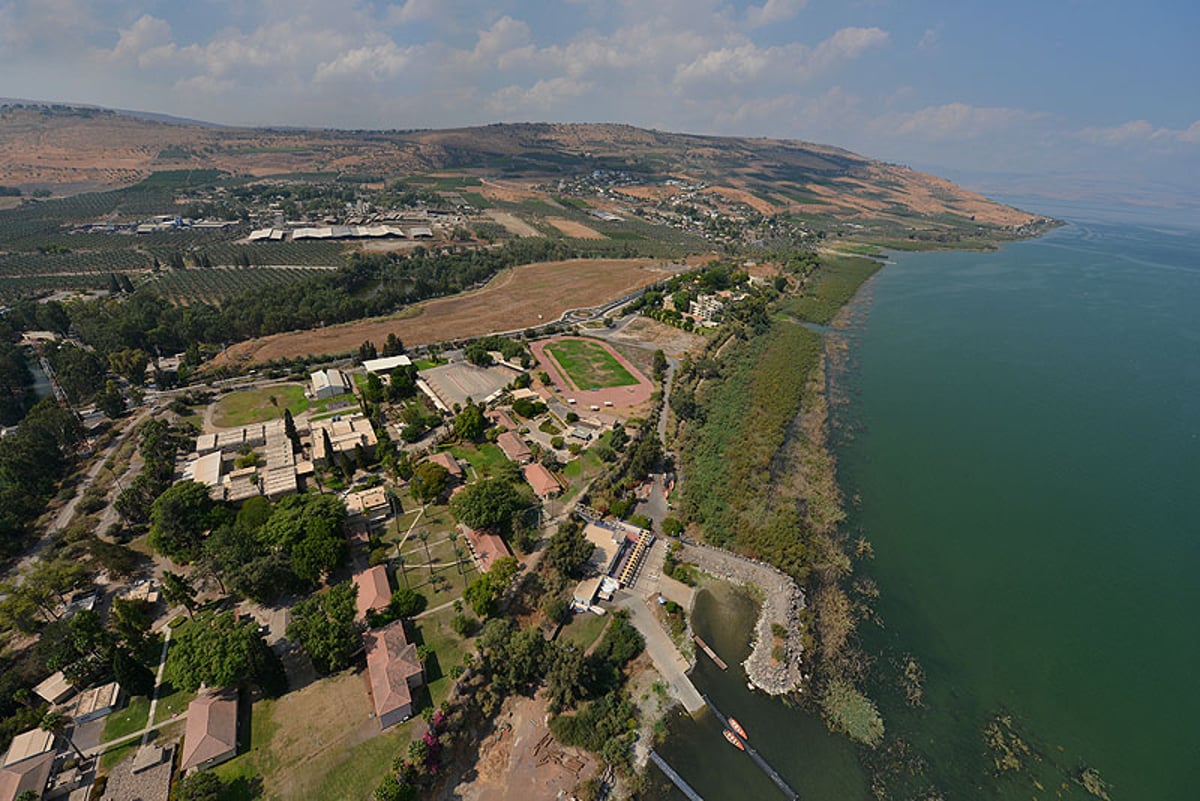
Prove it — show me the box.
[496,431,532,463]
[364,621,424,729]
[522,462,561,498]
[0,728,55,801]
[354,565,393,620]
[180,688,239,772]
[426,451,463,479]
[463,526,512,573]
[486,408,519,431]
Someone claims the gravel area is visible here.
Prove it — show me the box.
[678,539,806,695]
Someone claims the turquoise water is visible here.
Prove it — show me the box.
[839,216,1200,799]
[648,214,1200,800]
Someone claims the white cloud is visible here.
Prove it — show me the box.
[487,77,593,117]
[883,102,1048,141]
[918,25,940,51]
[1077,118,1200,146]
[105,15,172,63]
[746,0,807,29]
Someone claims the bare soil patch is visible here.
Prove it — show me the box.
[546,217,605,239]
[440,692,597,801]
[215,259,680,366]
[485,210,541,237]
[606,317,706,358]
[702,185,778,215]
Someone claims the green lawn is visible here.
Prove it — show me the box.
[414,607,473,707]
[152,681,196,724]
[559,611,609,651]
[101,695,150,742]
[545,338,639,390]
[213,671,414,801]
[211,384,309,427]
[449,443,512,478]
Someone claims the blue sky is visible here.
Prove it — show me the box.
[1,0,1197,205]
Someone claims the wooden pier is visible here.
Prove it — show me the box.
[693,635,728,670]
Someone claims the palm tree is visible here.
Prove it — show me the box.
[453,546,467,589]
[395,553,409,589]
[418,531,433,577]
[40,711,85,761]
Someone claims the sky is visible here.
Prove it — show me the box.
[2,0,1197,205]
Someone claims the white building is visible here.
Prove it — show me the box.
[310,368,352,400]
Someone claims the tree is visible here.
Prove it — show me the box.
[109,597,155,648]
[112,647,155,697]
[95,379,125,418]
[161,571,197,618]
[454,403,485,442]
[449,478,525,534]
[417,530,433,576]
[259,493,348,584]
[652,349,668,380]
[545,520,595,579]
[108,348,149,385]
[40,710,84,760]
[463,556,519,618]
[173,770,226,801]
[363,372,385,404]
[150,480,215,562]
[166,611,277,692]
[386,365,417,401]
[410,462,449,504]
[283,409,300,452]
[286,582,362,675]
[359,340,378,363]
[463,341,492,366]
[381,333,404,357]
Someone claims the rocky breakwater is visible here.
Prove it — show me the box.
[678,539,805,695]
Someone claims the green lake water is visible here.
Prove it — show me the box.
[647,213,1200,800]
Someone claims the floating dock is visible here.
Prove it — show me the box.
[649,750,705,801]
[703,696,799,800]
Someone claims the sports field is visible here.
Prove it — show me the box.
[211,384,308,427]
[544,338,638,389]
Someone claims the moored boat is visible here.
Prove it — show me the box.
[728,717,748,740]
[722,729,745,750]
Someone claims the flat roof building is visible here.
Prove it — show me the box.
[74,681,122,723]
[311,414,378,464]
[180,688,239,772]
[310,368,352,400]
[33,671,73,705]
[362,355,412,374]
[364,621,424,729]
[2,730,54,768]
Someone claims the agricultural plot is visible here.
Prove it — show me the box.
[544,338,639,389]
[146,267,323,304]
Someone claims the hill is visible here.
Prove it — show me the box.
[0,103,1040,233]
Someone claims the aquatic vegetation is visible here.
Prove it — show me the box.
[1078,766,1112,800]
[821,678,885,748]
[982,715,1033,773]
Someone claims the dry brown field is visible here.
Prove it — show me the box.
[215,258,681,366]
[545,217,605,239]
[485,210,542,237]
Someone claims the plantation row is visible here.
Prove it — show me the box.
[146,267,325,304]
[0,274,109,302]
[156,240,349,267]
[0,248,149,276]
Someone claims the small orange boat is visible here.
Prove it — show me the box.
[722,729,745,750]
[728,717,748,740]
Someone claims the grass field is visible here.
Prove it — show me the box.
[545,338,638,390]
[213,670,412,801]
[211,384,309,427]
[558,612,609,651]
[101,695,150,742]
[218,258,681,366]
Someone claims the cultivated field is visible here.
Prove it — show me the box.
[485,210,541,237]
[216,258,680,366]
[546,217,605,239]
[544,338,638,389]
